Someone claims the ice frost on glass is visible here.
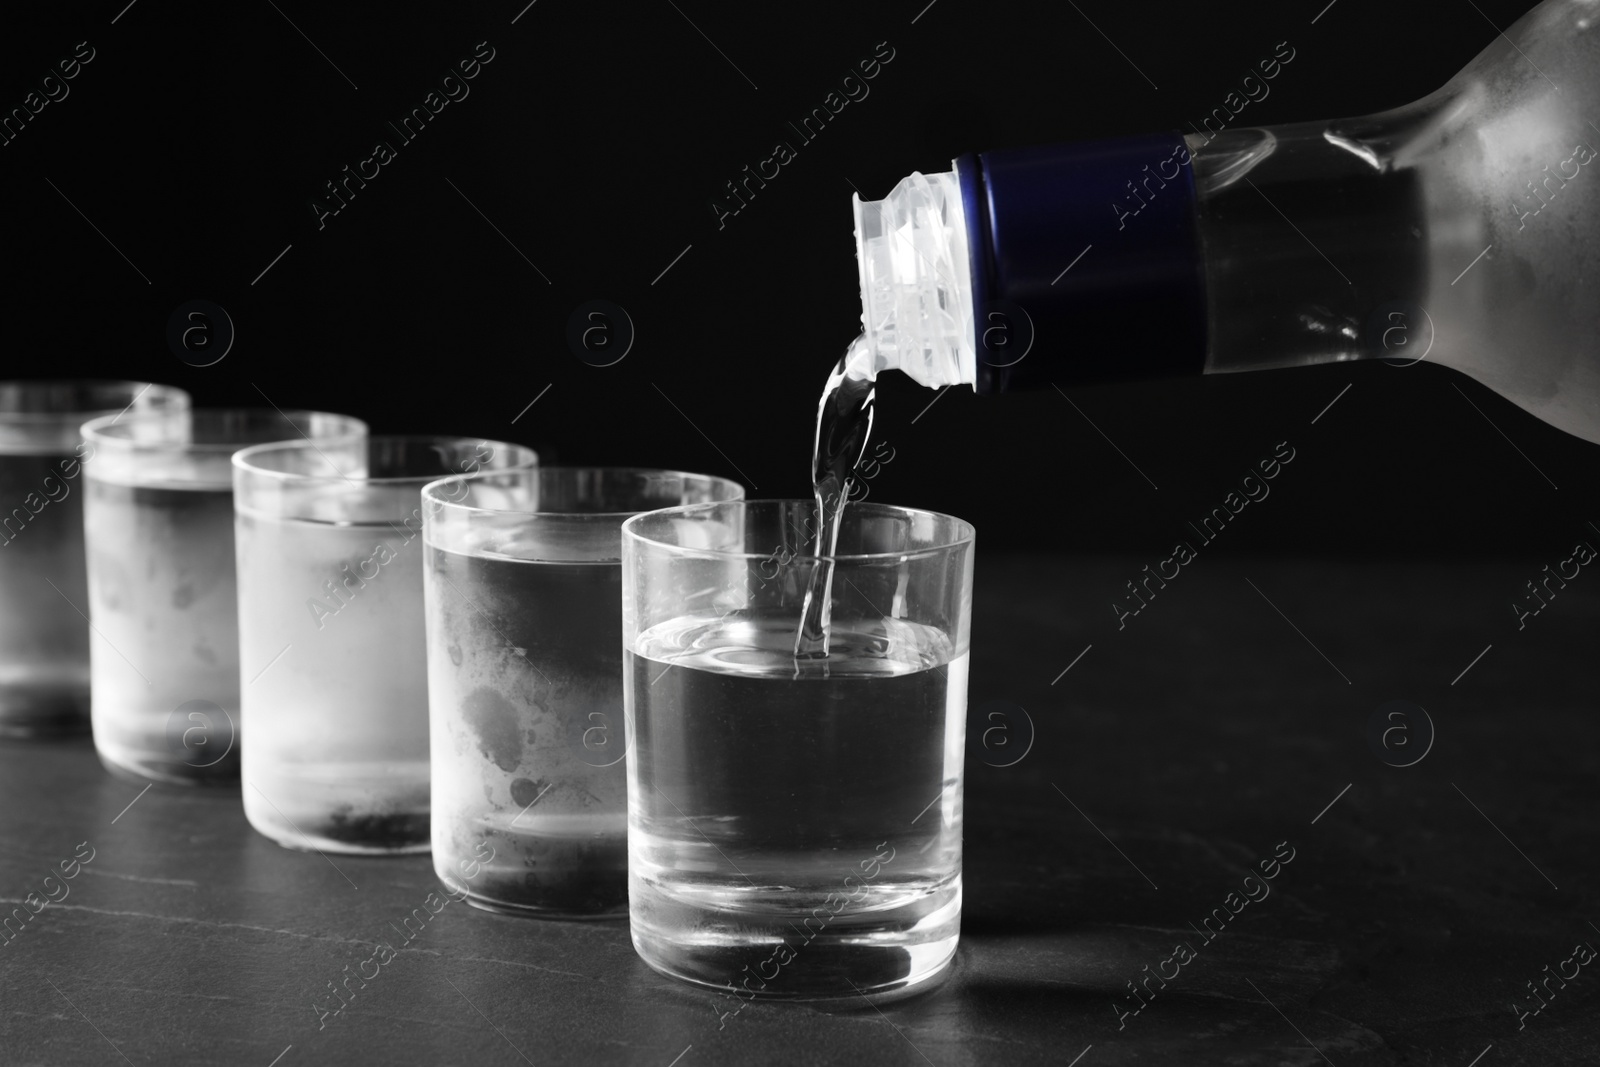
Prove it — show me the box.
[423,468,741,916]
[84,410,364,785]
[426,545,628,914]
[87,480,242,782]
[0,381,188,738]
[234,436,532,854]
[236,510,432,851]
[0,449,94,735]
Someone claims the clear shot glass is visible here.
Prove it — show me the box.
[82,409,366,785]
[422,468,744,916]
[622,499,975,1000]
[235,437,537,855]
[0,382,189,738]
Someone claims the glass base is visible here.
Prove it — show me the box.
[434,829,629,919]
[246,806,431,856]
[96,745,239,788]
[629,877,961,1002]
[460,890,627,921]
[0,679,91,739]
[244,760,431,855]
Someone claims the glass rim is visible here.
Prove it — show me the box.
[422,466,744,520]
[621,497,977,563]
[82,408,366,454]
[233,434,536,487]
[0,380,188,423]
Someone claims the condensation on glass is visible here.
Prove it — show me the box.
[423,467,742,914]
[0,381,189,738]
[233,436,536,855]
[82,408,366,785]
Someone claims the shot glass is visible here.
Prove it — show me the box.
[622,499,975,1000]
[235,437,537,855]
[0,381,189,737]
[83,409,366,785]
[423,468,743,916]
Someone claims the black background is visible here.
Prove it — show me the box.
[2,0,1592,554]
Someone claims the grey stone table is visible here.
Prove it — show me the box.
[2,553,1596,1066]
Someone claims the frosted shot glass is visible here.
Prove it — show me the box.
[0,381,189,737]
[423,468,743,917]
[622,500,975,1000]
[83,409,366,785]
[235,437,537,855]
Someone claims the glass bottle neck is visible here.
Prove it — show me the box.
[1191,122,1430,376]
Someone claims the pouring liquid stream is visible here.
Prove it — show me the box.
[793,336,877,661]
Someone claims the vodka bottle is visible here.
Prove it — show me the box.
[852,0,1600,444]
